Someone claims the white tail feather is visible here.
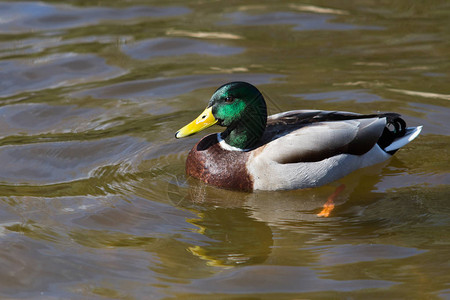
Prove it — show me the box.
[384,126,423,152]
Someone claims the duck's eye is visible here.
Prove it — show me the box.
[225,96,235,103]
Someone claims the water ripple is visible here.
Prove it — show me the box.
[220,11,383,31]
[0,2,190,33]
[122,37,244,60]
[0,53,125,98]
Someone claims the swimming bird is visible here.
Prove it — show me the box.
[175,82,422,191]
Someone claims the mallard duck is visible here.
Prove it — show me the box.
[175,82,422,191]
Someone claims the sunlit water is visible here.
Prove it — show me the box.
[0,1,449,299]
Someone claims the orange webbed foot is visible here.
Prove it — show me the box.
[317,184,345,217]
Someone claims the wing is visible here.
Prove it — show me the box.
[258,110,387,164]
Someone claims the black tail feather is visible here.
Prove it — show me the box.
[377,113,407,152]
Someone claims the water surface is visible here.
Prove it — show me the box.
[0,1,449,299]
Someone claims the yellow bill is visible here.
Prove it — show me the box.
[175,107,218,138]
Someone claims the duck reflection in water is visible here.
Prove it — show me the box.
[167,159,402,268]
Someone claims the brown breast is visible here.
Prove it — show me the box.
[185,134,253,191]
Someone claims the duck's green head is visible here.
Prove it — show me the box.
[175,82,267,149]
